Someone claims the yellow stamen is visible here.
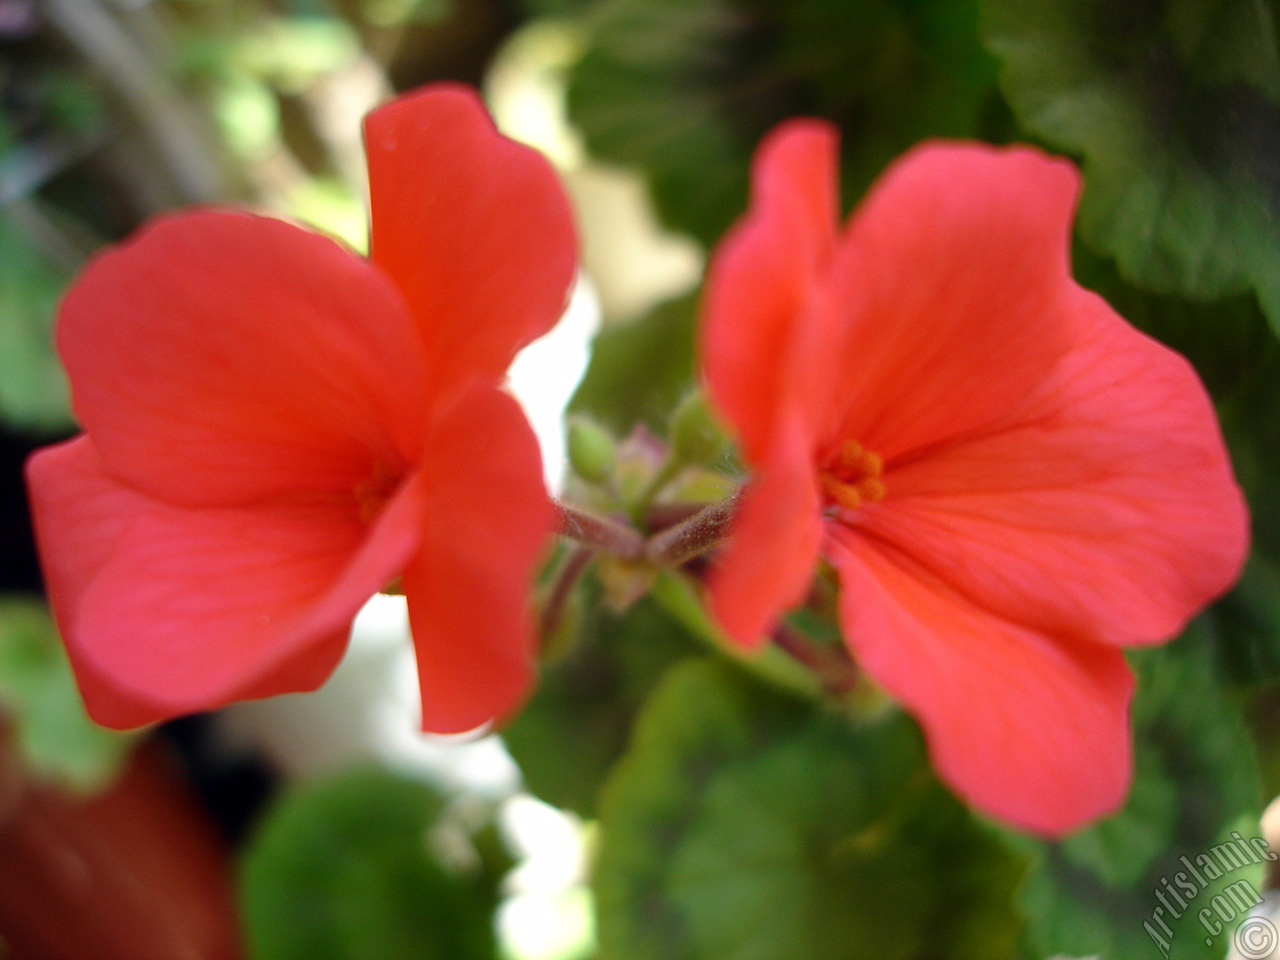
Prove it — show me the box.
[856,477,886,503]
[822,475,864,512]
[821,439,886,513]
[839,439,864,466]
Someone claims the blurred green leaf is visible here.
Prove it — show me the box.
[564,0,1002,247]
[983,0,1280,332]
[233,17,362,94]
[594,659,1025,960]
[212,74,280,160]
[0,215,73,431]
[569,293,698,433]
[359,0,453,28]
[1216,333,1280,555]
[1209,554,1280,683]
[504,589,693,817]
[1014,633,1263,960]
[38,71,106,138]
[241,767,499,960]
[0,596,131,793]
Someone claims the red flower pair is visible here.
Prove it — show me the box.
[26,84,1248,835]
[701,121,1249,834]
[26,86,576,734]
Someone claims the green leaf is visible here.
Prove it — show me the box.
[1215,333,1280,555]
[0,214,73,430]
[565,0,1003,247]
[569,293,698,434]
[983,0,1280,332]
[504,591,694,817]
[240,767,499,960]
[594,659,1025,960]
[1015,633,1264,960]
[0,596,132,793]
[1207,554,1280,683]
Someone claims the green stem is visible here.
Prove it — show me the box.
[631,453,686,518]
[649,571,825,703]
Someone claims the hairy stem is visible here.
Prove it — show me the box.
[555,502,646,561]
[539,545,594,642]
[645,495,738,567]
[644,502,704,531]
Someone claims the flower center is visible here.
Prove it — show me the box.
[820,439,885,513]
[353,460,402,523]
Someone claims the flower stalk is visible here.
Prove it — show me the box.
[538,545,594,645]
[554,501,647,561]
[771,622,857,695]
[645,495,737,567]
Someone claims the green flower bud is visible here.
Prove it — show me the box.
[567,416,617,484]
[670,391,731,466]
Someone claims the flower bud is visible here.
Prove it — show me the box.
[567,416,617,484]
[670,391,731,466]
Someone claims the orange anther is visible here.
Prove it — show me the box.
[839,439,864,469]
[822,439,886,512]
[822,475,864,512]
[856,477,886,502]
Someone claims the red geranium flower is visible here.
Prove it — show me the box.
[25,85,576,734]
[701,121,1249,835]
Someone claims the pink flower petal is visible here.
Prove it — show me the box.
[701,119,839,462]
[26,438,169,728]
[57,210,431,508]
[403,383,553,734]
[28,437,427,727]
[820,142,1081,460]
[830,530,1134,836]
[859,286,1249,647]
[365,84,578,395]
[708,416,824,647]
